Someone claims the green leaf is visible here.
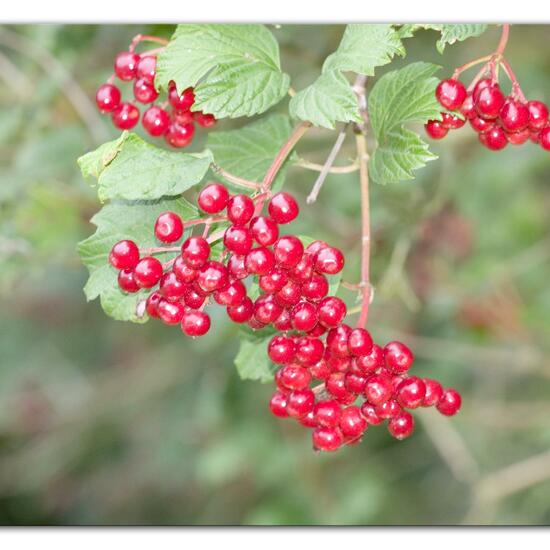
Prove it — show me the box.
[289,71,361,130]
[368,62,442,185]
[78,197,198,322]
[234,334,275,383]
[397,24,488,53]
[207,114,294,191]
[156,24,289,119]
[290,24,404,128]
[78,133,213,202]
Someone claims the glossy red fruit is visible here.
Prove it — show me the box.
[245,247,276,276]
[269,392,288,417]
[384,341,414,374]
[157,299,185,325]
[288,253,315,283]
[154,211,184,243]
[197,261,229,293]
[388,411,414,440]
[375,399,401,419]
[183,286,205,309]
[422,378,444,407]
[181,310,211,336]
[159,271,186,301]
[133,256,163,288]
[96,84,121,112]
[227,297,254,323]
[273,309,292,331]
[164,122,195,148]
[396,376,426,409]
[192,111,216,128]
[136,55,156,82]
[301,273,329,302]
[213,280,246,307]
[326,372,348,400]
[299,411,317,428]
[173,256,197,284]
[314,400,341,428]
[268,335,296,364]
[326,353,352,374]
[227,254,248,280]
[460,92,476,119]
[114,51,140,81]
[344,372,368,394]
[249,216,279,246]
[475,84,505,119]
[309,359,331,381]
[499,98,529,132]
[441,112,466,129]
[506,128,530,145]
[436,79,467,111]
[307,324,327,337]
[254,294,283,324]
[223,226,253,255]
[355,344,385,374]
[274,280,302,308]
[168,83,195,111]
[437,388,462,416]
[326,324,352,358]
[360,402,383,426]
[145,291,162,318]
[172,110,193,125]
[273,236,304,269]
[227,194,255,226]
[527,100,549,130]
[479,126,508,151]
[305,240,329,255]
[540,126,550,151]
[112,102,140,130]
[133,77,158,103]
[294,337,324,366]
[425,120,448,139]
[259,268,288,294]
[109,240,140,270]
[181,237,210,269]
[198,183,230,214]
[314,246,345,275]
[312,426,343,452]
[291,301,318,332]
[469,116,495,134]
[364,373,393,405]
[118,269,139,293]
[142,106,170,136]
[268,192,299,224]
[339,406,367,438]
[318,296,347,328]
[286,389,315,418]
[276,364,311,391]
[348,328,373,356]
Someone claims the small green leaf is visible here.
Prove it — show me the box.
[397,24,488,53]
[79,133,213,202]
[234,334,275,383]
[78,197,198,322]
[156,24,289,118]
[368,62,442,185]
[207,114,294,191]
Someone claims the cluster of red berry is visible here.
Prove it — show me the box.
[95,50,215,148]
[426,77,550,151]
[107,182,461,452]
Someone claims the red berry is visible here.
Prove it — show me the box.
[133,256,163,288]
[375,399,401,419]
[314,400,341,428]
[173,256,197,284]
[164,122,195,148]
[183,286,206,309]
[479,126,508,150]
[506,128,530,145]
[286,389,315,418]
[475,84,505,119]
[312,426,343,452]
[109,240,140,270]
[168,83,195,111]
[227,297,254,323]
[259,268,288,294]
[425,120,448,139]
[472,78,492,101]
[198,183,230,214]
[268,192,299,224]
[499,98,529,133]
[133,77,158,104]
[136,55,156,82]
[339,406,367,438]
[192,111,216,128]
[288,253,315,283]
[384,341,414,374]
[159,271,186,301]
[96,84,121,112]
[469,116,495,134]
[355,344,385,374]
[326,353,352,374]
[181,310,211,336]
[197,261,229,293]
[307,324,327,337]
[326,372,348,400]
[227,254,248,280]
[245,247,275,276]
[114,51,140,81]
[154,211,184,243]
[348,328,373,356]
[318,296,347,328]
[274,280,302,308]
[268,335,296,364]
[213,280,246,307]
[142,106,170,136]
[227,194,255,226]
[301,273,329,302]
[527,100,549,130]
[460,92,476,119]
[310,359,331,381]
[364,373,392,405]
[327,324,352,358]
[157,299,185,325]
[437,388,462,416]
[273,236,304,269]
[540,126,550,151]
[273,309,293,332]
[172,110,193,125]
[436,79,467,111]
[441,112,466,129]
[306,240,329,255]
[360,402,383,426]
[112,102,140,130]
[295,336,325,366]
[254,294,283,324]
[118,268,139,293]
[269,392,288,417]
[396,376,426,409]
[181,237,210,269]
[276,364,311,391]
[422,378,443,407]
[145,291,162,318]
[224,226,253,255]
[344,372,368,394]
[249,216,279,246]
[388,411,414,440]
[314,246,344,275]
[291,301,318,332]
[299,411,317,428]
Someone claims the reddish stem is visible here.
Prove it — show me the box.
[140,246,180,255]
[495,24,510,56]
[129,34,169,52]
[500,57,527,102]
[452,55,493,79]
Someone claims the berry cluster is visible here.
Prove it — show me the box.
[108,182,461,452]
[426,77,550,151]
[95,45,215,148]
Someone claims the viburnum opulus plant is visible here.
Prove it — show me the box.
[78,24,542,453]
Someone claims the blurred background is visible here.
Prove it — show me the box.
[0,24,549,526]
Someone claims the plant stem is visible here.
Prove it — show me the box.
[452,55,493,79]
[211,163,261,190]
[495,24,510,56]
[296,158,359,174]
[141,246,180,255]
[129,34,169,52]
[500,57,527,102]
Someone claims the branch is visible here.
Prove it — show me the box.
[210,163,261,191]
[296,158,359,175]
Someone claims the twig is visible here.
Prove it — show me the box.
[211,163,261,191]
[296,157,359,174]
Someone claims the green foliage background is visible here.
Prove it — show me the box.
[1,24,550,525]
